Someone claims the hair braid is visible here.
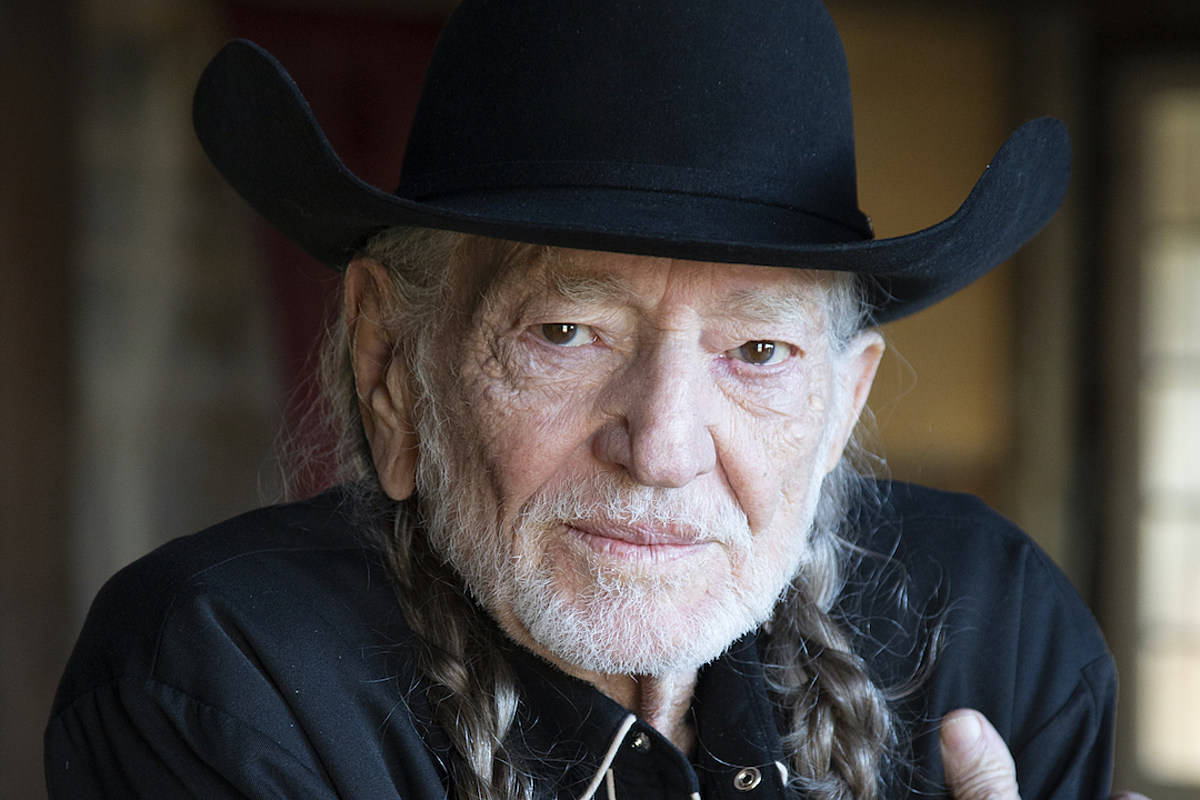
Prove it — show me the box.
[297,227,535,799]
[379,500,533,798]
[762,465,896,799]
[755,280,901,800]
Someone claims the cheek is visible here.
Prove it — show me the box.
[720,379,837,534]
[452,344,607,516]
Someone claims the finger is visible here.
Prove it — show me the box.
[1110,794,1151,800]
[941,708,1020,800]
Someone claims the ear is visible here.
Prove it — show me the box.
[823,329,884,474]
[346,257,418,500]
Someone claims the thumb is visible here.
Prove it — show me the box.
[941,709,1020,800]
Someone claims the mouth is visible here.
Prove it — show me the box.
[565,520,715,564]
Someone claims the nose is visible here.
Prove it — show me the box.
[592,342,718,488]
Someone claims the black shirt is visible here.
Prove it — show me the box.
[45,483,1115,798]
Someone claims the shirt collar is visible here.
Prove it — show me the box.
[501,632,792,799]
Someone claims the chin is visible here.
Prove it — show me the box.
[510,569,776,676]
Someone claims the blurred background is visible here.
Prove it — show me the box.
[3,0,1198,797]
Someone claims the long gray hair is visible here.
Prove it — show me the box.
[291,225,924,800]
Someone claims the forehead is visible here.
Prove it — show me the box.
[456,238,833,323]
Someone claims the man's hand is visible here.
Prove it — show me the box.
[940,708,1151,800]
[941,709,1019,799]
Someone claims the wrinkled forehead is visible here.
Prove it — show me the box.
[451,235,837,325]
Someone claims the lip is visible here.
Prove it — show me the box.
[566,520,714,564]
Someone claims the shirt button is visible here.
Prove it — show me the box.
[629,731,651,753]
[732,767,762,791]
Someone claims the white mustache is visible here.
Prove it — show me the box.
[517,473,752,547]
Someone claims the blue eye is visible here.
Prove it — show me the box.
[539,323,595,347]
[730,340,790,365]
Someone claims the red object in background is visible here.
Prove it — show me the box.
[221,5,445,493]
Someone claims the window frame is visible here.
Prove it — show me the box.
[1100,56,1200,800]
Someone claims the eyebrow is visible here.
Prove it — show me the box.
[529,249,641,306]
[528,249,825,328]
[548,271,638,306]
[721,285,825,329]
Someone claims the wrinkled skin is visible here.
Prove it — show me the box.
[351,243,882,746]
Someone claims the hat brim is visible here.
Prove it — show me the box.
[194,40,1069,323]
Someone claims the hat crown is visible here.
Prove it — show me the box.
[399,0,868,238]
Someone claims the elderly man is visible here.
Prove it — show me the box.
[47,1,1121,798]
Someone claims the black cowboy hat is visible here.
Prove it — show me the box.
[193,0,1069,323]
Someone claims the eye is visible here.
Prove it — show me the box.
[729,340,791,366]
[538,323,596,347]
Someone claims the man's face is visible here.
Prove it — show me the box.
[412,244,876,678]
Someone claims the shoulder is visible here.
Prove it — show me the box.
[849,482,1116,798]
[860,482,1107,659]
[49,491,429,743]
[47,490,446,797]
[865,482,1080,601]
[52,489,401,707]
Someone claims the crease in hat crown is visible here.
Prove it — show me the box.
[192,0,1071,323]
[396,0,870,238]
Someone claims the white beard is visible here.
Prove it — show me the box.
[418,433,815,675]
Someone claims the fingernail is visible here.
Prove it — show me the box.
[943,712,983,750]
